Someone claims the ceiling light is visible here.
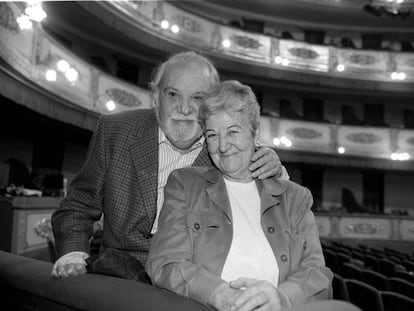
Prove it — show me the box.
[160,20,169,29]
[106,100,116,111]
[45,69,56,81]
[57,59,70,72]
[222,39,231,48]
[171,24,179,34]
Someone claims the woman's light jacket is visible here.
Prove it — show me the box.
[146,167,332,308]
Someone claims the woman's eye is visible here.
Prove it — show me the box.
[206,133,217,139]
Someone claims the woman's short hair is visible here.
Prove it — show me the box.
[199,80,261,132]
[149,51,219,95]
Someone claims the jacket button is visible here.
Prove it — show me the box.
[194,223,200,230]
[268,227,275,233]
[281,254,288,262]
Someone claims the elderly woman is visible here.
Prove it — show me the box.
[145,80,332,311]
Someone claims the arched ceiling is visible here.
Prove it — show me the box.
[177,0,414,33]
[38,1,414,98]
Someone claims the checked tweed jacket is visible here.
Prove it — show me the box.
[51,109,212,265]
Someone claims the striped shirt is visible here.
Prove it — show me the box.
[151,128,204,233]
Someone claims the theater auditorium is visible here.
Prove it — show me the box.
[0,1,413,310]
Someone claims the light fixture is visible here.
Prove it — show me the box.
[57,59,70,72]
[171,24,179,34]
[338,146,345,154]
[281,58,290,66]
[390,152,410,161]
[222,39,231,48]
[106,100,116,111]
[274,56,282,64]
[273,136,292,147]
[65,68,78,82]
[160,20,169,29]
[25,3,47,22]
[280,136,292,147]
[390,71,406,80]
[45,69,56,81]
[273,137,281,146]
[336,64,345,72]
[16,14,32,30]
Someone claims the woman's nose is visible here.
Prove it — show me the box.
[219,136,229,153]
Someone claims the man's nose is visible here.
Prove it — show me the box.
[177,99,193,115]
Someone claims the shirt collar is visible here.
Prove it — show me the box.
[158,127,205,152]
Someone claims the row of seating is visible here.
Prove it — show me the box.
[323,241,414,310]
[334,274,414,311]
[323,242,414,278]
[340,262,414,298]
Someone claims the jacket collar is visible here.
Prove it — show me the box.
[202,167,289,217]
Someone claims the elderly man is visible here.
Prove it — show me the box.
[51,51,285,279]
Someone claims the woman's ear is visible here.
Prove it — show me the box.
[254,127,261,146]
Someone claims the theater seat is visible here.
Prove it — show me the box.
[389,277,414,298]
[379,258,397,277]
[280,300,361,311]
[345,279,384,311]
[333,273,349,301]
[323,249,340,274]
[394,271,414,284]
[364,254,381,272]
[362,269,389,291]
[341,262,363,281]
[381,291,414,311]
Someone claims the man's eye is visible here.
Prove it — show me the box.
[168,91,179,99]
[193,95,204,101]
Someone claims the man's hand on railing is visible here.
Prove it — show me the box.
[51,251,89,278]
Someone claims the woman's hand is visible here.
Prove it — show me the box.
[250,147,287,180]
[208,283,243,311]
[229,278,282,311]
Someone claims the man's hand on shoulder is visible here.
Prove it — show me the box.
[51,251,89,278]
[250,147,289,180]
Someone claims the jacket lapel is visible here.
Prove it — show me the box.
[130,112,159,224]
[205,168,232,222]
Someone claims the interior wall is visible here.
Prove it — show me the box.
[322,169,363,211]
[384,172,414,216]
[0,95,91,190]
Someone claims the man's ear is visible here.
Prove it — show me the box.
[151,92,159,109]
